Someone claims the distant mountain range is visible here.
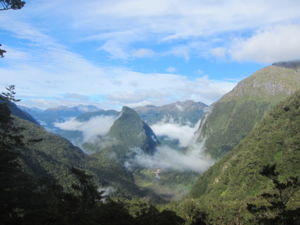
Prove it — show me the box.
[135,100,208,126]
[20,105,100,129]
[21,100,207,150]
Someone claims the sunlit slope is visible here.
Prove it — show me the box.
[191,90,300,219]
[196,62,300,158]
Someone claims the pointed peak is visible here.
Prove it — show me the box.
[120,106,140,117]
[122,106,134,112]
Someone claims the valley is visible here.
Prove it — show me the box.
[1,1,300,224]
[2,61,300,224]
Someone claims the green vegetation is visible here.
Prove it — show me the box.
[197,65,300,158]
[0,89,189,225]
[247,164,300,225]
[190,89,300,224]
[107,106,158,154]
[2,63,300,225]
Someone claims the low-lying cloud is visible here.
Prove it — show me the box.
[54,115,117,142]
[127,144,213,173]
[151,120,200,147]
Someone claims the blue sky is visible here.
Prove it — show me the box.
[1,0,300,109]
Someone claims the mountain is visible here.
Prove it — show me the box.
[84,106,159,155]
[190,90,300,223]
[20,104,102,146]
[16,117,85,187]
[2,101,147,198]
[195,62,300,158]
[135,100,208,126]
[75,109,119,122]
[0,99,39,125]
[21,105,99,129]
[53,109,119,146]
[26,101,206,150]
[109,106,159,154]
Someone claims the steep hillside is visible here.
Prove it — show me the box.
[105,106,159,155]
[0,99,39,125]
[196,62,300,158]
[190,90,300,223]
[1,102,144,197]
[15,117,85,187]
[135,100,207,126]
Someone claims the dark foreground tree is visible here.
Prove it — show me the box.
[0,86,35,225]
[0,0,25,10]
[247,164,300,225]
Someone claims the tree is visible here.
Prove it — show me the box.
[0,0,25,10]
[0,85,35,225]
[0,44,6,57]
[247,164,300,225]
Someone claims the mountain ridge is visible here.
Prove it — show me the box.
[195,64,300,158]
[189,89,300,224]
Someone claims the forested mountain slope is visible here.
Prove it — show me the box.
[195,62,300,158]
[190,89,300,223]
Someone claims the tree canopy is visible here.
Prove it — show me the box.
[0,0,25,10]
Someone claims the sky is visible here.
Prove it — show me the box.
[1,0,300,109]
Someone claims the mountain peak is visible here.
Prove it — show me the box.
[108,106,158,154]
[121,106,137,113]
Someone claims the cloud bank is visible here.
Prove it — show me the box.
[128,145,213,173]
[1,0,299,110]
[229,25,300,63]
[151,121,200,147]
[54,115,117,142]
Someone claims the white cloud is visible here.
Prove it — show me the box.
[54,115,117,142]
[166,67,176,73]
[229,25,300,63]
[0,14,236,108]
[132,48,155,58]
[151,122,198,147]
[8,0,299,59]
[210,47,227,58]
[128,145,213,173]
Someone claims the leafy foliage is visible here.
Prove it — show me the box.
[190,90,300,224]
[247,164,300,225]
[0,0,25,10]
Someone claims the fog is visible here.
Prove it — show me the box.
[54,115,117,142]
[127,143,213,173]
[150,120,200,147]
